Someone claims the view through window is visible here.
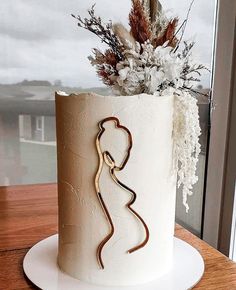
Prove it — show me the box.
[0,0,217,236]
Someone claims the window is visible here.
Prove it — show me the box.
[36,116,43,131]
[0,0,226,241]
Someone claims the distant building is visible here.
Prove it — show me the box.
[19,115,56,142]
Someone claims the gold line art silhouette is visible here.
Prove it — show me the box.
[95,116,150,269]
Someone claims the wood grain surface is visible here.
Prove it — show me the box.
[0,184,57,251]
[0,184,236,290]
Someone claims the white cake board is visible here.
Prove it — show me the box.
[23,235,204,290]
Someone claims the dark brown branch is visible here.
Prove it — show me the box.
[182,85,211,98]
[72,5,123,60]
[173,0,195,52]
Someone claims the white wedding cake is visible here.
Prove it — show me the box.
[56,92,176,286]
[55,0,203,286]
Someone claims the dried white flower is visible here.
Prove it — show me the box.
[113,42,188,95]
[172,90,201,212]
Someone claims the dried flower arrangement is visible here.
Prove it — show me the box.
[72,0,207,96]
[72,0,205,212]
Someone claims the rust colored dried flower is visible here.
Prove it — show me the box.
[97,68,114,86]
[103,49,118,68]
[89,49,118,69]
[89,49,119,86]
[153,18,178,48]
[129,0,152,44]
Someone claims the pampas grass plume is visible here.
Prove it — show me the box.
[112,23,136,49]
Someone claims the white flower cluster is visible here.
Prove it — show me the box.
[172,90,201,212]
[112,42,193,96]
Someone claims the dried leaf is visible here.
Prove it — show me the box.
[89,49,119,86]
[97,68,114,86]
[153,18,178,48]
[129,0,152,44]
[103,49,119,68]
[150,0,162,23]
[89,49,105,65]
[89,49,118,68]
[142,0,166,40]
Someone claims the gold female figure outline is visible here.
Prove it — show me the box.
[94,117,150,269]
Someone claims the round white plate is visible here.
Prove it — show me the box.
[23,235,204,290]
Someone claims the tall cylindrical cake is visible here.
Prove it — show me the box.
[56,92,176,286]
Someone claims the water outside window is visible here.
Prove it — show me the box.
[0,0,217,236]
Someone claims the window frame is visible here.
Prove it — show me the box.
[202,0,236,251]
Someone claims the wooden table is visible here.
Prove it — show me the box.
[0,184,236,289]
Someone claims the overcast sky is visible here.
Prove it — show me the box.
[0,0,216,88]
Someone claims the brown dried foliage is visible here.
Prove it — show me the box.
[129,0,152,44]
[72,5,124,61]
[153,18,179,48]
[91,49,119,86]
[97,69,114,86]
[103,49,118,68]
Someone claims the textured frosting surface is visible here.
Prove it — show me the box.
[56,92,176,286]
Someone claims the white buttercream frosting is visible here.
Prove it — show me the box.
[56,92,176,286]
